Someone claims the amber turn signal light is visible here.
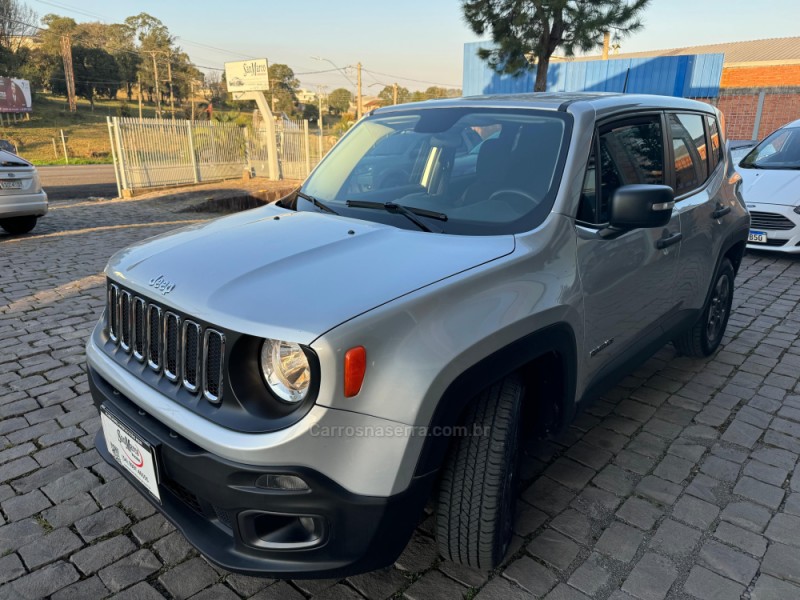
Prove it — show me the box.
[344,346,366,397]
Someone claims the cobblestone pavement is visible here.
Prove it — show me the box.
[2,196,800,599]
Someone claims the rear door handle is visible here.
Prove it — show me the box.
[712,205,731,219]
[656,231,683,249]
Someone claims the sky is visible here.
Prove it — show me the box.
[27,0,800,94]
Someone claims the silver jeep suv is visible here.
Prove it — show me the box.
[87,93,749,577]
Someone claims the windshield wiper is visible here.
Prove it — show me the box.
[295,190,339,215]
[345,200,447,233]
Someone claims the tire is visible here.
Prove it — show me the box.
[0,215,38,235]
[673,258,735,357]
[436,375,523,569]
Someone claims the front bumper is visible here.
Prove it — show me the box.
[746,203,800,253]
[89,366,435,578]
[0,190,47,218]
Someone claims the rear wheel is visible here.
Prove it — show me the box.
[436,375,523,569]
[673,258,734,357]
[0,216,38,235]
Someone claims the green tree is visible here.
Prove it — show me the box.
[72,46,120,107]
[124,13,173,104]
[462,0,650,91]
[0,0,38,73]
[328,87,352,114]
[267,63,299,115]
[302,103,319,122]
[378,85,410,105]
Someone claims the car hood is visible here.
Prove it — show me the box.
[738,168,800,207]
[106,205,515,344]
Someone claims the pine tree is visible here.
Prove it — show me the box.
[462,0,651,91]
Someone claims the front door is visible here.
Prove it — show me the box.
[576,113,682,377]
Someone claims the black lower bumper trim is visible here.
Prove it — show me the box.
[88,366,435,578]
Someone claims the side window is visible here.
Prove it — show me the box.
[577,117,664,225]
[669,113,708,196]
[706,115,723,170]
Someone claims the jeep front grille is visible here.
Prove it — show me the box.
[107,282,225,403]
[203,329,224,403]
[164,312,181,382]
[133,297,146,360]
[182,321,201,392]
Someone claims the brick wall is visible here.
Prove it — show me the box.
[721,64,800,88]
[695,87,800,141]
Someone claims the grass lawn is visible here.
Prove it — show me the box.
[0,94,248,166]
[0,94,144,165]
[3,94,339,166]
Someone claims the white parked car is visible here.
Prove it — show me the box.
[738,119,800,252]
[0,150,47,235]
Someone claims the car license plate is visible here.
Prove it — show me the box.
[748,230,768,244]
[0,180,22,189]
[100,407,161,502]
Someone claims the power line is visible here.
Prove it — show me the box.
[33,0,106,20]
[174,38,257,60]
[361,68,460,89]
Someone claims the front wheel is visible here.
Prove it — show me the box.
[436,375,523,569]
[0,215,38,235]
[673,258,735,357]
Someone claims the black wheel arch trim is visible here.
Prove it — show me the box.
[413,322,578,478]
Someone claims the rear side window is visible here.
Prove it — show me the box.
[669,113,708,196]
[577,116,664,225]
[707,115,723,170]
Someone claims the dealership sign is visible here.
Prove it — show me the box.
[0,77,31,113]
[225,59,270,93]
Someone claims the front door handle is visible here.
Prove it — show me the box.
[656,231,683,249]
[712,204,731,219]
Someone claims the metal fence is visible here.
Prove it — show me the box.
[107,116,318,195]
[107,117,246,193]
[248,118,312,181]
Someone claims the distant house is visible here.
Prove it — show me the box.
[296,89,318,104]
[362,96,383,112]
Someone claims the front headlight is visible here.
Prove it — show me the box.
[260,339,311,403]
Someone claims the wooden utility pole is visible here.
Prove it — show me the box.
[60,36,77,112]
[137,74,143,121]
[317,85,326,160]
[392,82,398,105]
[167,59,175,120]
[602,31,611,60]
[356,62,362,120]
[150,53,162,118]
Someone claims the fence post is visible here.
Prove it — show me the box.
[752,90,766,141]
[243,127,253,178]
[303,119,311,177]
[60,129,69,165]
[111,117,130,194]
[106,117,122,198]
[186,120,200,183]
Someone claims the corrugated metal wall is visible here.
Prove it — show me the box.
[462,42,724,98]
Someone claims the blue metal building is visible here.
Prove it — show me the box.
[462,41,724,98]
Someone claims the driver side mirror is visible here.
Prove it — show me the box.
[608,184,675,229]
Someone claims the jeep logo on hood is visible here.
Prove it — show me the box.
[148,275,175,295]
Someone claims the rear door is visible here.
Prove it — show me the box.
[669,112,725,312]
[576,113,682,375]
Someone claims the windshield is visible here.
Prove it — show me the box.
[300,107,572,235]
[740,126,800,169]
